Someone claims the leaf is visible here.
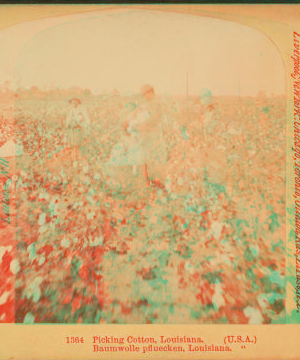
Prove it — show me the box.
[250,244,259,258]
[23,312,35,324]
[32,287,41,303]
[267,269,284,288]
[168,304,174,315]
[27,243,36,259]
[24,284,41,303]
[71,294,83,314]
[71,257,82,278]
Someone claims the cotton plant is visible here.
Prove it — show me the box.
[257,293,285,310]
[264,268,285,288]
[23,276,43,303]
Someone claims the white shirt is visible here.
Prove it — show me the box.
[66,105,90,127]
[127,110,150,133]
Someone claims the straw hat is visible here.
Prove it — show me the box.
[140,84,155,97]
[69,98,82,105]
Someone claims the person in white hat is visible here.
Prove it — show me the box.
[65,98,91,164]
[135,85,168,191]
[199,88,215,143]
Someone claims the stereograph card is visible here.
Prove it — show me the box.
[0,4,299,360]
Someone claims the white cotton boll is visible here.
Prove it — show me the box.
[20,171,27,178]
[82,238,89,248]
[38,255,45,266]
[184,261,195,275]
[243,307,263,324]
[60,170,66,178]
[87,196,93,204]
[38,192,45,200]
[10,259,20,274]
[38,212,46,226]
[177,177,184,186]
[228,126,241,135]
[0,291,10,306]
[86,211,95,220]
[212,282,225,310]
[33,276,43,287]
[211,221,223,240]
[257,294,269,309]
[61,237,71,248]
[73,237,78,244]
[38,225,48,234]
[83,165,89,174]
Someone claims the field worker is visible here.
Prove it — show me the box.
[198,88,228,185]
[103,101,149,198]
[106,102,146,172]
[135,84,168,191]
[199,88,216,143]
[66,98,91,163]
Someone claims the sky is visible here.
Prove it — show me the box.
[0,8,285,96]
